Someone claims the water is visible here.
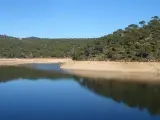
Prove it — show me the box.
[0,64,160,120]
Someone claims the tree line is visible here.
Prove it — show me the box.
[0,16,160,61]
[0,37,93,58]
[72,16,160,61]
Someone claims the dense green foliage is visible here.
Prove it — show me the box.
[0,37,93,58]
[0,37,95,58]
[73,16,160,61]
[0,16,160,61]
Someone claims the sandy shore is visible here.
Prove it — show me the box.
[61,61,160,82]
[0,58,70,66]
[61,61,160,72]
[1,59,160,82]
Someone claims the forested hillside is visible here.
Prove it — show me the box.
[0,37,93,58]
[0,16,160,61]
[73,16,160,61]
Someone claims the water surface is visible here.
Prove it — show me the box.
[0,64,160,120]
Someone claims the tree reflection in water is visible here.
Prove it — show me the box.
[1,65,160,116]
[76,77,160,116]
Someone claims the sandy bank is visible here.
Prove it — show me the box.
[61,61,160,72]
[61,61,160,82]
[0,58,71,66]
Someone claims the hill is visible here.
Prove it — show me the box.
[73,16,160,61]
[0,37,93,58]
[0,16,160,61]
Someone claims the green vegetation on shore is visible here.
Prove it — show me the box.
[0,16,160,61]
[0,37,93,58]
[73,16,160,61]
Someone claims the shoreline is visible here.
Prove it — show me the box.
[65,69,160,83]
[60,61,160,72]
[0,58,71,66]
[60,61,160,82]
[1,59,160,82]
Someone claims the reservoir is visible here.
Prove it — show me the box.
[0,64,160,120]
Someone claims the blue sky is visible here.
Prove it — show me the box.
[0,0,160,38]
